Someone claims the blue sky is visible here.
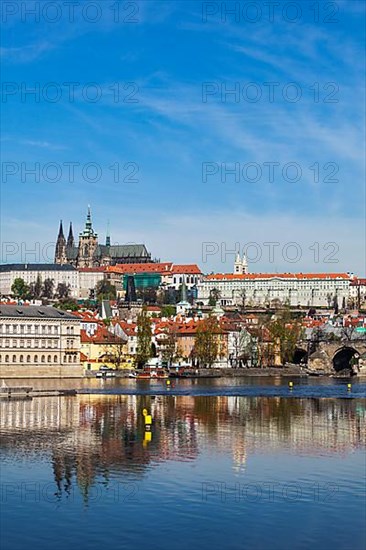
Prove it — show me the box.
[1,0,365,273]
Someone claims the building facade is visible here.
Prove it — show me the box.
[0,305,82,376]
[197,272,353,308]
[0,264,79,298]
[55,207,152,268]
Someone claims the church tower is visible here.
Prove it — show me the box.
[77,206,99,268]
[55,221,67,264]
[234,252,248,275]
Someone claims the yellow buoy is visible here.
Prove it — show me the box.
[347,383,352,390]
[142,408,148,416]
[145,414,152,425]
[166,379,171,386]
[289,381,293,388]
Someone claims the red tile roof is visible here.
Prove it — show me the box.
[205,272,351,281]
[81,327,125,344]
[107,262,172,274]
[171,264,202,275]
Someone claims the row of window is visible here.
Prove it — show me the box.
[0,339,58,349]
[0,324,75,335]
[173,276,198,285]
[1,354,78,363]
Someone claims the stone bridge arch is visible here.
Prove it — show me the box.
[306,341,366,375]
[332,346,359,373]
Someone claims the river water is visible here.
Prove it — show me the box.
[1,378,365,550]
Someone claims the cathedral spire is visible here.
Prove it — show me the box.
[67,222,74,248]
[55,220,66,264]
[57,220,65,240]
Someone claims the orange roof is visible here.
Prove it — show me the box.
[205,272,351,281]
[81,327,125,344]
[171,264,202,275]
[107,262,172,274]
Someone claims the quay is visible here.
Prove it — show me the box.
[0,385,77,398]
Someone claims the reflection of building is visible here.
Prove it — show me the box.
[0,305,82,375]
[0,394,364,503]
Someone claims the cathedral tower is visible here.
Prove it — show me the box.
[77,206,99,268]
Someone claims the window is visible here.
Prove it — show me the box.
[54,355,57,363]
[73,355,77,363]
[34,355,38,363]
[20,354,24,362]
[68,355,72,363]
[48,326,52,334]
[34,326,39,334]
[12,355,16,363]
[20,325,24,334]
[41,355,45,363]
[47,355,51,363]
[12,325,17,334]
[12,339,17,348]
[5,355,9,363]
[42,326,46,334]
[6,325,10,333]
[27,339,31,347]
[27,355,31,363]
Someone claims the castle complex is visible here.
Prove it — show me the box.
[54,207,152,268]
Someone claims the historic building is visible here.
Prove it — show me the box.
[0,263,79,298]
[197,257,354,308]
[0,305,83,377]
[54,207,152,268]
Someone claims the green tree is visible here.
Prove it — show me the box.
[56,282,70,300]
[96,280,116,301]
[161,304,176,318]
[56,299,79,311]
[136,307,152,367]
[208,288,221,307]
[267,309,304,365]
[11,278,29,299]
[42,278,54,299]
[194,316,220,368]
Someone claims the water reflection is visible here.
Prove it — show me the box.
[1,395,365,504]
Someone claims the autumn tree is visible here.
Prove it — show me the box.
[267,309,304,365]
[136,307,152,367]
[194,316,220,368]
[161,324,179,364]
[102,336,127,369]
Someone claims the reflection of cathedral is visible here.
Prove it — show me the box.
[55,207,152,268]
